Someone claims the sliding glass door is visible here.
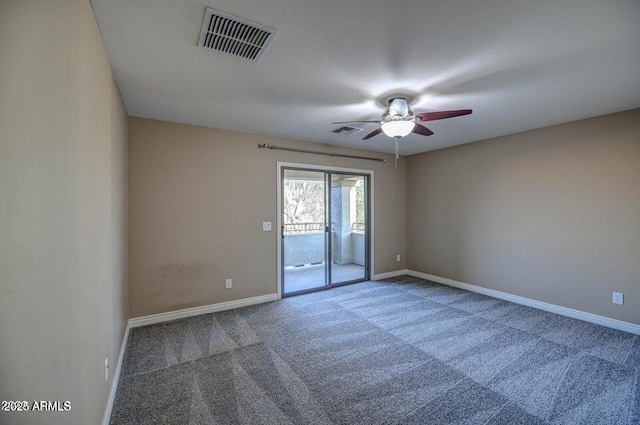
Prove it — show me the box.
[282,168,369,296]
[282,169,328,294]
[330,174,367,284]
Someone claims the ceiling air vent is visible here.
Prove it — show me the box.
[331,126,363,135]
[197,8,277,62]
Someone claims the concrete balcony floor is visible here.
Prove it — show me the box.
[283,263,366,294]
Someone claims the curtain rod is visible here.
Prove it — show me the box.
[257,144,386,163]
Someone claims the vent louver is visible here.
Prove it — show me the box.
[197,8,277,62]
[331,126,363,135]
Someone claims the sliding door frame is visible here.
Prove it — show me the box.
[276,162,374,299]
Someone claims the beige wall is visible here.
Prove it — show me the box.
[129,118,406,317]
[0,1,129,424]
[407,109,640,325]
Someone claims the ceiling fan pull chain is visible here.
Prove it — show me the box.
[394,137,399,170]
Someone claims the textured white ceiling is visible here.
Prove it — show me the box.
[91,0,640,155]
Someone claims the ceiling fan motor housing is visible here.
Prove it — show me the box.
[387,97,412,120]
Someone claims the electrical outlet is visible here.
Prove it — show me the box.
[104,358,109,382]
[225,278,232,289]
[263,222,272,231]
[396,254,401,262]
[612,292,623,305]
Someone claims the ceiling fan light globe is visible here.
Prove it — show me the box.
[381,120,414,138]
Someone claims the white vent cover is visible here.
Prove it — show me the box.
[197,8,277,62]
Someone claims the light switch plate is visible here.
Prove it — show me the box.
[263,222,272,231]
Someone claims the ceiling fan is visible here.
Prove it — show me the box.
[332,97,472,141]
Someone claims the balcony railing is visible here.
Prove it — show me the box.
[284,222,366,235]
[352,222,365,234]
[283,222,325,235]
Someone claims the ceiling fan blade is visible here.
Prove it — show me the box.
[415,109,472,122]
[412,123,434,137]
[332,120,380,124]
[362,128,382,140]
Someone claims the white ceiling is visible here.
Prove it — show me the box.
[91,0,640,155]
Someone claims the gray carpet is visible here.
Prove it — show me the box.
[110,276,640,424]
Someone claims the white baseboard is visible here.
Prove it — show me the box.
[128,293,279,328]
[102,321,130,425]
[372,269,408,280]
[406,270,640,335]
